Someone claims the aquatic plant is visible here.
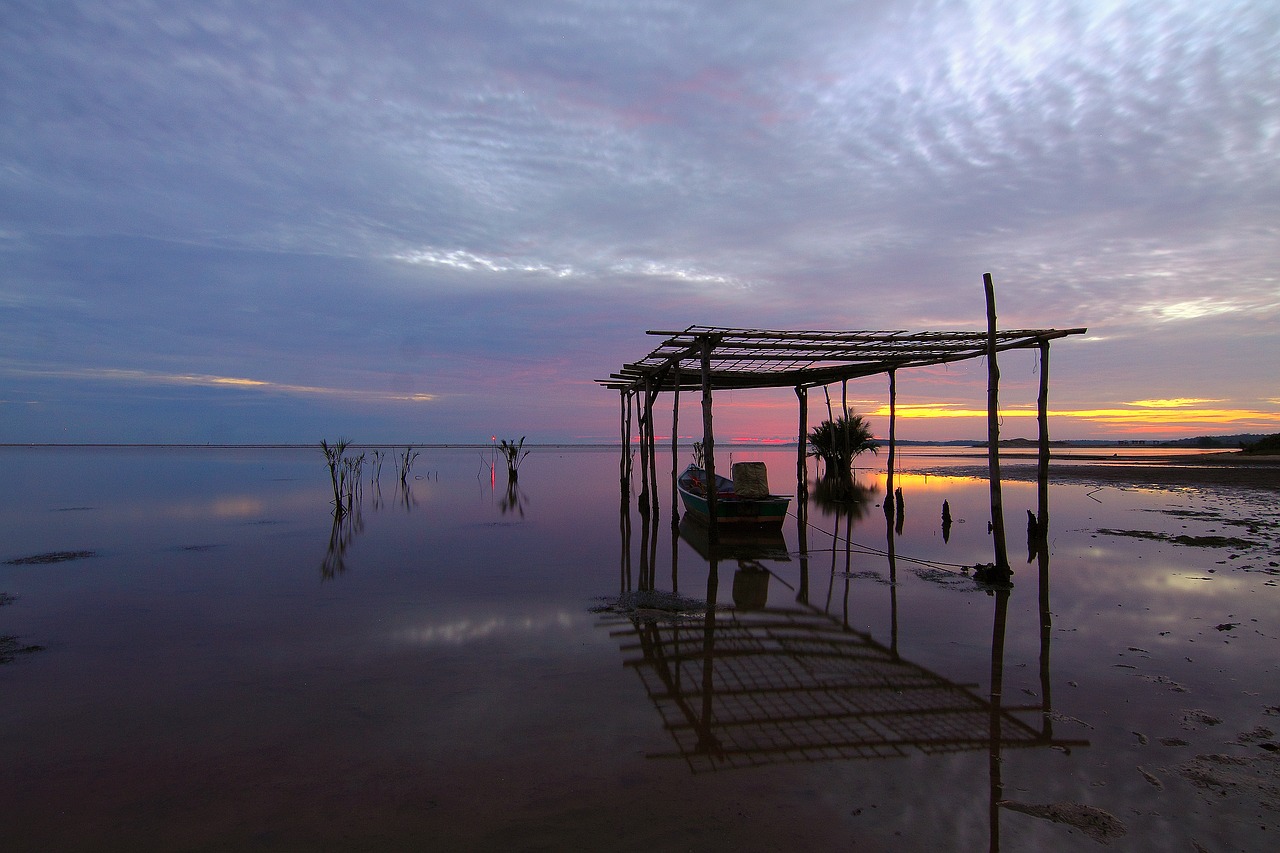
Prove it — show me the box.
[397,446,420,484]
[691,441,704,468]
[807,413,879,484]
[370,450,386,482]
[499,437,529,482]
[321,438,352,515]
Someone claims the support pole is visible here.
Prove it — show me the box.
[841,379,850,488]
[619,390,631,501]
[638,379,651,515]
[885,368,897,517]
[671,363,682,529]
[984,272,1010,572]
[646,385,660,518]
[700,334,718,542]
[1036,340,1053,735]
[1037,341,1051,544]
[795,386,808,500]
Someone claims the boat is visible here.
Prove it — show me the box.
[677,463,791,529]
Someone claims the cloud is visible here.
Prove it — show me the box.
[1,1,1277,442]
[1,363,436,404]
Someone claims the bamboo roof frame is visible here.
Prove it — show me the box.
[600,325,1087,392]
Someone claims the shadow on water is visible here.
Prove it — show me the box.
[598,465,1093,852]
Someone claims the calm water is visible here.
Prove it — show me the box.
[2,446,1277,851]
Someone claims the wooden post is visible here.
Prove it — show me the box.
[1036,340,1050,545]
[671,363,681,529]
[645,384,660,518]
[795,386,808,499]
[1036,339,1053,736]
[638,379,651,515]
[619,390,631,500]
[886,368,897,517]
[984,272,1010,571]
[841,379,851,491]
[700,334,718,541]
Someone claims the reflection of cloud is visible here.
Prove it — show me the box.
[2,364,435,403]
[395,611,577,646]
[210,497,266,518]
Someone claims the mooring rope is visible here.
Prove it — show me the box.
[785,508,973,573]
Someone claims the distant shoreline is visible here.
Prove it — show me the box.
[938,452,1280,491]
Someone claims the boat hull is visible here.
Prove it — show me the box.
[676,466,790,528]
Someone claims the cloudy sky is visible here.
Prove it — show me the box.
[2,0,1277,444]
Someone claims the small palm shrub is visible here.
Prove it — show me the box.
[808,413,879,484]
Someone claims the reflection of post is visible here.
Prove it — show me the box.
[697,560,721,755]
[841,508,853,627]
[988,586,1011,853]
[824,506,839,614]
[886,502,899,656]
[647,494,660,591]
[796,477,810,606]
[670,511,681,595]
[638,502,653,591]
[619,494,632,594]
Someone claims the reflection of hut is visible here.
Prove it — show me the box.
[600,604,1084,774]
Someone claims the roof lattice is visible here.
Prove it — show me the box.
[601,325,1087,392]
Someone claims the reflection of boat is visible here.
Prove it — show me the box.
[679,516,790,562]
[677,464,790,528]
[731,564,770,610]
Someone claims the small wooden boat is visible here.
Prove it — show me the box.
[677,464,790,528]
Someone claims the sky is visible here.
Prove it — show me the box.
[2,0,1277,445]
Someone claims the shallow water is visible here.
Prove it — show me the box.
[2,446,1277,851]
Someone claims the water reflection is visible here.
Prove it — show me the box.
[499,480,527,517]
[603,467,1084,852]
[320,461,421,579]
[321,501,363,580]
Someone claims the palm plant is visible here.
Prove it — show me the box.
[320,438,351,515]
[807,413,879,484]
[499,437,530,482]
[397,446,420,485]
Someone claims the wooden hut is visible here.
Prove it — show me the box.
[600,275,1086,569]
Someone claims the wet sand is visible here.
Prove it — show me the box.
[940,452,1280,491]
